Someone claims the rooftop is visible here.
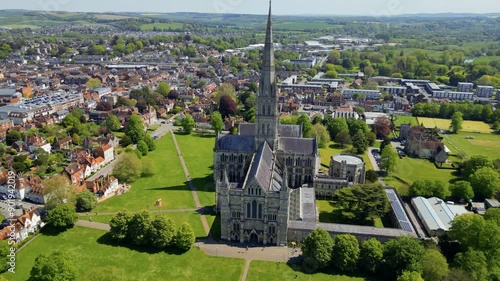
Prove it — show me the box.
[332,154,363,165]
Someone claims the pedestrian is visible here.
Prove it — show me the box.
[89,217,92,222]
[246,246,248,251]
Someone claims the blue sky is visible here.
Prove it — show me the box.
[1,0,499,15]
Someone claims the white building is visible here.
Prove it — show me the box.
[411,197,469,236]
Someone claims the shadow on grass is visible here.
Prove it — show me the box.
[285,259,383,280]
[40,226,73,236]
[96,232,187,255]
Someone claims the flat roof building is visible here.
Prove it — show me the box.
[411,197,469,236]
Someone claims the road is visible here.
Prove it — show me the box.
[367,147,381,172]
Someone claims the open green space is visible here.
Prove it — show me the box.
[394,116,418,127]
[473,56,500,64]
[175,133,216,208]
[2,227,244,281]
[386,157,456,188]
[319,142,374,172]
[417,117,492,133]
[274,21,339,31]
[247,260,368,281]
[441,131,500,159]
[79,211,207,238]
[140,23,185,31]
[94,134,196,213]
[316,200,384,228]
[383,176,410,196]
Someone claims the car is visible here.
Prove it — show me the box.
[153,136,158,140]
[161,121,166,124]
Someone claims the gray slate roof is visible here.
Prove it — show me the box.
[246,143,274,191]
[239,123,302,138]
[279,137,316,155]
[216,135,254,152]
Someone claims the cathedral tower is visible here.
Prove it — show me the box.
[255,1,280,151]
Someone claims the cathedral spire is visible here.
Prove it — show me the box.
[263,0,275,72]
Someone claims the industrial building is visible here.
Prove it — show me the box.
[411,197,469,236]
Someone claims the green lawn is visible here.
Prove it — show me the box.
[394,116,418,127]
[175,133,216,208]
[319,142,374,171]
[473,56,500,64]
[2,227,244,281]
[94,134,196,213]
[80,211,207,238]
[417,118,492,133]
[387,157,456,186]
[316,200,384,228]
[383,176,410,196]
[140,23,185,30]
[441,132,500,159]
[247,260,368,281]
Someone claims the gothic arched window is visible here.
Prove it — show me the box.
[246,203,251,218]
[252,200,257,219]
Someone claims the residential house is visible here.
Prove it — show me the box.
[86,175,119,198]
[55,137,72,150]
[94,144,114,165]
[64,163,85,185]
[25,134,51,154]
[0,209,42,243]
[403,126,447,163]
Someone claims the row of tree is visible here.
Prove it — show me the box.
[411,102,500,125]
[109,211,195,252]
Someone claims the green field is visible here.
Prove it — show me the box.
[274,21,338,31]
[94,134,196,213]
[417,117,492,133]
[247,260,367,281]
[316,200,384,228]
[319,142,374,171]
[1,227,244,281]
[473,56,500,64]
[175,133,216,208]
[441,132,500,159]
[387,157,456,187]
[394,116,419,127]
[140,23,185,31]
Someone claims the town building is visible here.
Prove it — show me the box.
[476,85,494,98]
[457,82,474,93]
[411,197,469,236]
[401,126,447,163]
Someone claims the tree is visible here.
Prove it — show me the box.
[365,170,379,183]
[327,118,349,140]
[124,115,145,144]
[175,222,195,252]
[29,251,77,281]
[335,130,352,148]
[311,123,330,148]
[46,203,78,229]
[137,140,149,156]
[364,65,375,77]
[380,145,398,175]
[120,135,133,147]
[244,94,257,110]
[397,271,424,281]
[96,101,112,112]
[493,121,500,132]
[484,208,500,226]
[181,114,196,134]
[462,156,493,179]
[144,134,156,152]
[450,112,463,133]
[219,95,238,117]
[332,234,360,272]
[112,152,142,183]
[6,130,22,145]
[409,180,450,199]
[374,116,393,138]
[127,211,152,246]
[149,215,176,249]
[454,250,489,281]
[301,227,334,272]
[297,114,313,138]
[214,83,237,104]
[420,249,448,281]
[469,167,500,198]
[347,118,369,136]
[109,211,132,242]
[333,185,389,225]
[366,131,376,146]
[359,238,383,273]
[86,78,101,89]
[43,175,74,210]
[76,190,98,212]
[0,240,9,273]
[324,70,338,78]
[156,81,170,97]
[450,181,474,201]
[352,129,369,154]
[382,236,425,278]
[104,115,121,132]
[211,111,224,134]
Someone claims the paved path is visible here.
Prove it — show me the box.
[241,260,251,281]
[75,220,111,231]
[170,131,211,236]
[78,208,200,217]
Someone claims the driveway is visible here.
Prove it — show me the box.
[367,147,381,172]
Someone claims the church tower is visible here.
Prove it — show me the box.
[255,1,280,151]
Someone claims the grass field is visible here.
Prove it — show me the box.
[140,23,185,30]
[1,227,244,281]
[441,132,500,159]
[394,116,419,127]
[473,56,500,64]
[80,211,207,238]
[175,133,216,208]
[319,142,374,171]
[317,200,384,228]
[94,134,196,213]
[387,157,456,187]
[247,260,368,281]
[417,117,493,133]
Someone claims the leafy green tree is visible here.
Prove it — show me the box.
[449,181,474,201]
[325,70,338,78]
[124,115,145,144]
[333,185,389,225]
[301,227,334,272]
[462,156,493,179]
[331,234,360,272]
[156,81,170,97]
[0,240,9,273]
[420,249,449,281]
[397,271,424,281]
[214,83,237,104]
[144,134,156,151]
[120,135,133,147]
[347,118,369,137]
[86,78,101,89]
[149,216,176,249]
[410,180,450,199]
[6,130,22,145]
[211,111,224,134]
[469,167,500,198]
[29,251,77,281]
[380,145,399,175]
[327,118,349,140]
[454,250,488,281]
[43,175,75,211]
[365,170,379,183]
[335,130,352,148]
[450,112,463,133]
[112,152,142,183]
[351,129,369,154]
[127,211,152,246]
[484,208,500,226]
[181,114,196,134]
[297,114,313,138]
[109,211,132,242]
[76,190,98,212]
[311,123,330,148]
[359,238,384,273]
[104,115,121,132]
[175,222,195,252]
[382,236,425,278]
[137,140,149,156]
[46,204,78,230]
